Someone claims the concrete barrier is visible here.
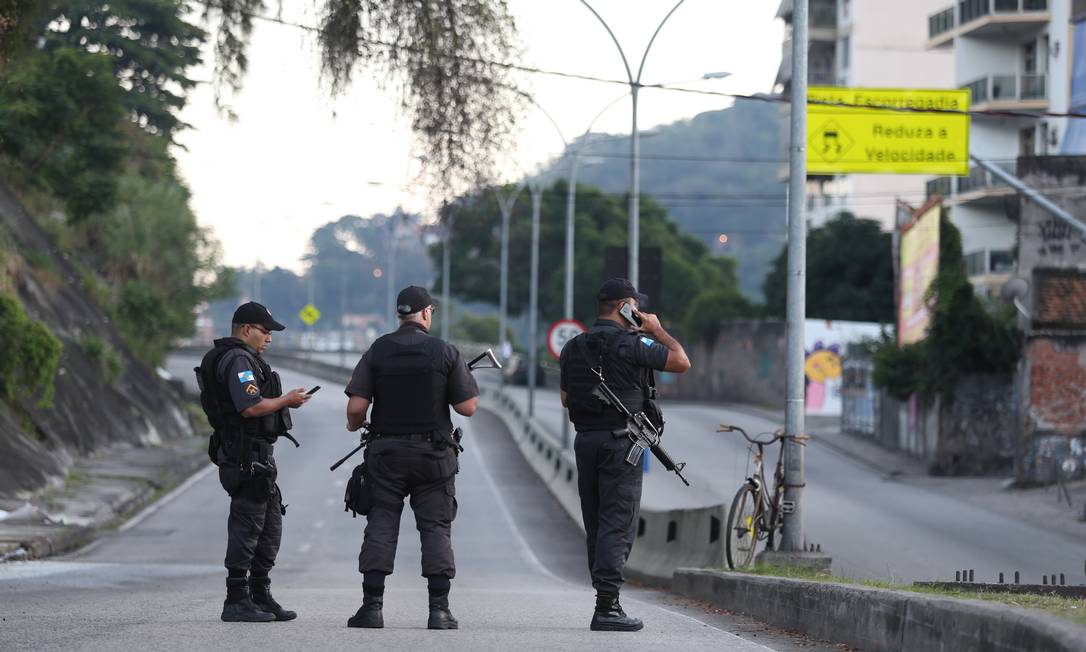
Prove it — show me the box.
[477,386,728,588]
[674,569,1086,652]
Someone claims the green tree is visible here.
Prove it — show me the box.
[43,0,205,137]
[763,212,895,323]
[86,160,234,364]
[872,212,1020,400]
[0,46,126,220]
[433,181,750,330]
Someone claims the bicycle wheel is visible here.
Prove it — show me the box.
[725,483,760,570]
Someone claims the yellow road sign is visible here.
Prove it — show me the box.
[298,304,321,326]
[806,87,970,176]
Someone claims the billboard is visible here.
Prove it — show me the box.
[898,202,941,345]
[807,87,970,175]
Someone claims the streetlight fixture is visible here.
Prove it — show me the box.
[579,0,690,286]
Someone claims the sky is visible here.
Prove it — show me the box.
[172,1,785,272]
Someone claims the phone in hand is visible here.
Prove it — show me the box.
[619,302,643,328]
[306,385,321,395]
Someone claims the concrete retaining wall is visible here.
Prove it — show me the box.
[674,569,1086,652]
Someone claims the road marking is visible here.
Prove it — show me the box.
[298,543,313,554]
[312,520,325,529]
[119,463,217,532]
[470,416,776,649]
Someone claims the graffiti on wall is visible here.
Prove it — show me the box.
[804,319,883,416]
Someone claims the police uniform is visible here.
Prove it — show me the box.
[559,279,670,632]
[196,302,296,623]
[344,286,478,630]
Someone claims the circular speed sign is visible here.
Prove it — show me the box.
[547,319,587,360]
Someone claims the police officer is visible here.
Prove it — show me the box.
[559,278,691,632]
[344,285,479,630]
[196,301,311,623]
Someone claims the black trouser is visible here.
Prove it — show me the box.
[358,438,458,580]
[221,455,283,576]
[574,429,643,595]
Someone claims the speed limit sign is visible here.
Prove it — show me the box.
[547,319,587,360]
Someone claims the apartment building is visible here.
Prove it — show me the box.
[924,0,1083,294]
[776,0,954,228]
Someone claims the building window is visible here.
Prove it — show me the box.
[1020,126,1036,155]
[840,35,850,69]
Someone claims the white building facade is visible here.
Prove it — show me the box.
[925,0,1083,294]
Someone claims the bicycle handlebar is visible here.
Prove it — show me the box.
[718,424,796,446]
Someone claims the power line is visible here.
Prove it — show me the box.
[195,0,1086,121]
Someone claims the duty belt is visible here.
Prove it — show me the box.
[375,433,433,441]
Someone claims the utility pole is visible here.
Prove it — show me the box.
[781,0,809,555]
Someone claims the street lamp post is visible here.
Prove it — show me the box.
[579,0,689,286]
[441,206,452,342]
[495,185,523,368]
[527,183,543,417]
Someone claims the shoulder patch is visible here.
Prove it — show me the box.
[245,383,259,396]
[640,336,655,347]
[237,370,255,383]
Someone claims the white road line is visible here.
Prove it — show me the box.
[119,463,217,532]
[470,415,776,649]
[298,543,313,554]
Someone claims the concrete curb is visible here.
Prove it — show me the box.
[674,568,1086,652]
[0,438,209,562]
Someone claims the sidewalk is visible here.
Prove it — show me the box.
[0,437,208,562]
[720,402,1086,543]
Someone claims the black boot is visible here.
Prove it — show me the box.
[590,593,643,632]
[221,577,275,623]
[347,588,384,629]
[249,575,297,621]
[427,593,458,630]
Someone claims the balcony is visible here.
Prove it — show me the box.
[926,161,1018,206]
[926,0,1049,49]
[963,73,1048,110]
[928,7,956,47]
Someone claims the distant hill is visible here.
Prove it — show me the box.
[538,99,785,300]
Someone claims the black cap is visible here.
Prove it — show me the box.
[232,301,286,331]
[396,285,437,315]
[597,278,648,306]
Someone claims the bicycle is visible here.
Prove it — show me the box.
[717,424,797,570]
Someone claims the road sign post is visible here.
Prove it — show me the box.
[548,319,586,450]
[299,304,321,354]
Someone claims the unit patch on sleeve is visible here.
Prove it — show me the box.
[245,383,259,396]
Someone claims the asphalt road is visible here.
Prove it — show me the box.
[497,383,1086,584]
[0,359,830,652]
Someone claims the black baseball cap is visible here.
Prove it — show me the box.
[232,301,286,331]
[397,285,437,315]
[597,278,649,306]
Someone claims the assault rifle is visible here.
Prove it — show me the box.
[329,348,503,471]
[589,368,690,487]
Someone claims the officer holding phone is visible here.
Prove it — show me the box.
[195,301,312,623]
[558,278,691,632]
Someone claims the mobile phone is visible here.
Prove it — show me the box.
[306,385,321,395]
[619,302,643,328]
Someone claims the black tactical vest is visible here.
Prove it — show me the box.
[368,334,450,435]
[565,330,651,432]
[195,339,287,455]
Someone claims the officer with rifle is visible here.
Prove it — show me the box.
[195,301,312,623]
[343,286,479,630]
[559,278,691,632]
